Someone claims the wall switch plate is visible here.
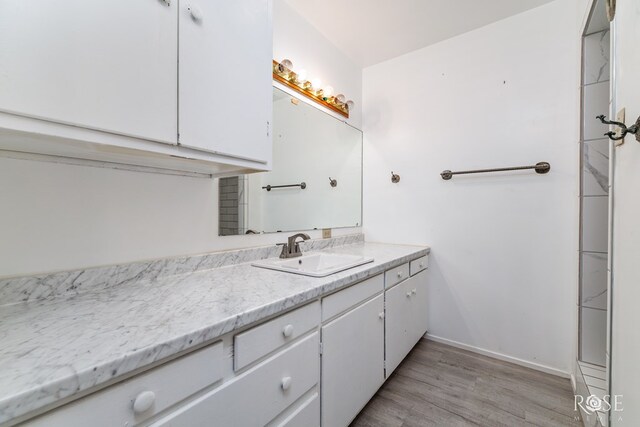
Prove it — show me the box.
[615,108,626,147]
[322,228,332,239]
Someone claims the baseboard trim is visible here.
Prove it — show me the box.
[425,334,571,379]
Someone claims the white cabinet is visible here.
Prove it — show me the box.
[152,333,319,427]
[411,271,429,342]
[178,0,272,165]
[0,0,178,143]
[321,294,385,427]
[0,0,273,176]
[410,255,428,276]
[321,275,384,322]
[268,393,319,427]
[384,262,410,289]
[385,270,428,375]
[234,301,320,370]
[25,341,224,427]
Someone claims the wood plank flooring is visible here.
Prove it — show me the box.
[351,339,581,427]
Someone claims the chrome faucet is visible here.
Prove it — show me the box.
[278,233,311,258]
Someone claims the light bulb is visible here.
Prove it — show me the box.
[335,94,346,104]
[345,100,355,110]
[310,78,322,92]
[323,86,334,98]
[296,68,307,82]
[278,59,294,78]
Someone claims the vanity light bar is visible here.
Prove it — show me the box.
[272,59,352,119]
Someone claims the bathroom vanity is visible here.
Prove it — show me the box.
[0,236,429,426]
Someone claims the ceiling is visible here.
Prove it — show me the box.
[284,0,556,67]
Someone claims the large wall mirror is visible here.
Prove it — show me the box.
[218,87,362,235]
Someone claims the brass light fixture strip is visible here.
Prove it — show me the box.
[272,60,349,119]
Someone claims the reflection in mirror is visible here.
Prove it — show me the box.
[218,87,362,236]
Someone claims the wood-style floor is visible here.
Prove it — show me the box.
[351,339,581,427]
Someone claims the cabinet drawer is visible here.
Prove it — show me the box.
[234,301,320,371]
[322,274,383,321]
[26,341,224,427]
[385,262,410,289]
[152,333,320,427]
[410,255,429,276]
[269,393,319,427]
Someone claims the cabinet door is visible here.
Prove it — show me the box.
[178,0,272,165]
[410,270,428,343]
[322,294,384,427]
[385,271,429,376]
[0,1,177,143]
[385,278,415,375]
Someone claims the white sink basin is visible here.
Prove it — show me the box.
[252,253,374,277]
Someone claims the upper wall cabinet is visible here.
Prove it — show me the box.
[178,0,272,164]
[0,0,272,176]
[0,1,178,143]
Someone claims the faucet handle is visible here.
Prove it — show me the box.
[276,243,288,259]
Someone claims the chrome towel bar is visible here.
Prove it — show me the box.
[262,182,307,191]
[441,162,550,180]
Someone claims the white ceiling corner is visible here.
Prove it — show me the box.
[283,0,557,67]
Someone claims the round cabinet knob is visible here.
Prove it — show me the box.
[132,391,155,414]
[406,291,412,298]
[281,376,292,391]
[419,262,424,268]
[397,271,403,278]
[282,324,294,338]
[412,288,417,295]
[378,312,385,320]
[188,4,203,21]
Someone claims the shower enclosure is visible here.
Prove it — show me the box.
[576,0,612,425]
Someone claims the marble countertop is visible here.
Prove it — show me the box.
[0,241,429,424]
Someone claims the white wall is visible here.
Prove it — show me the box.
[273,0,362,129]
[362,0,582,374]
[610,0,640,423]
[0,0,363,278]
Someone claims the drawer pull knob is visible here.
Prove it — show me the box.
[281,376,292,391]
[419,262,424,268]
[397,271,403,278]
[188,4,203,21]
[378,311,385,319]
[132,391,156,414]
[282,324,294,338]
[406,291,411,298]
[411,288,417,295]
